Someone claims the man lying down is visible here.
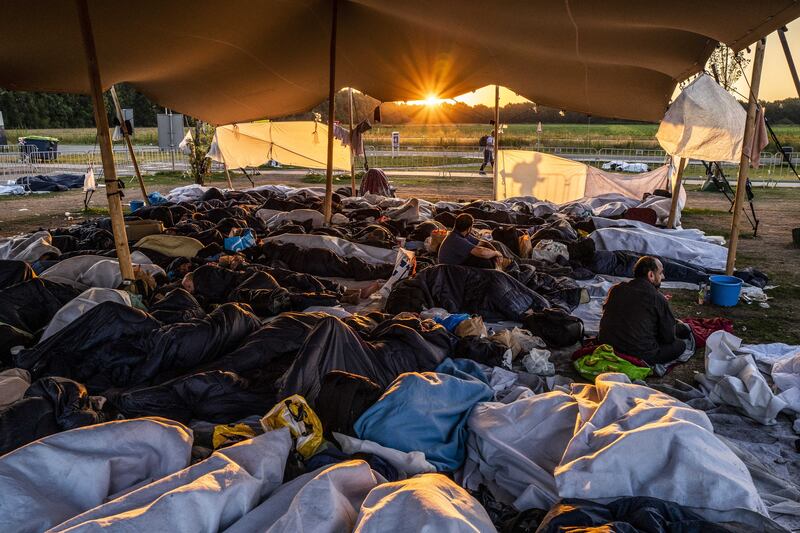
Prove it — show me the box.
[598,256,692,365]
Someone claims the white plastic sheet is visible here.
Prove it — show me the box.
[0,418,192,533]
[39,288,131,342]
[40,252,165,289]
[657,74,746,163]
[51,429,291,533]
[263,233,398,266]
[0,230,59,261]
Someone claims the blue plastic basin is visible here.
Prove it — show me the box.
[709,275,743,307]
[129,200,144,212]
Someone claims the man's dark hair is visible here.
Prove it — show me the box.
[633,256,660,279]
[454,213,474,233]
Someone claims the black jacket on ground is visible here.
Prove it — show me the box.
[598,278,677,361]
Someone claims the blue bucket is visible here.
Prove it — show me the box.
[129,200,144,212]
[709,275,743,307]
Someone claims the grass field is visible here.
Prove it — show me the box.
[9,123,800,151]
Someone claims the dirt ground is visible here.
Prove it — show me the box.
[2,173,799,386]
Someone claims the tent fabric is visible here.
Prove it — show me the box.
[210,121,350,170]
[0,417,192,533]
[50,428,291,533]
[656,74,747,162]
[1,2,798,124]
[496,150,673,204]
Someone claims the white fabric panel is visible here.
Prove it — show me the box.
[211,121,350,171]
[696,331,793,425]
[0,368,30,410]
[0,230,59,261]
[52,429,291,533]
[263,233,398,265]
[0,418,192,533]
[40,288,131,342]
[497,150,588,203]
[555,374,767,524]
[590,225,728,270]
[657,74,746,163]
[584,164,670,200]
[334,432,436,478]
[40,252,165,289]
[354,474,497,533]
[263,460,384,533]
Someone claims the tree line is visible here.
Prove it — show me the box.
[2,84,800,128]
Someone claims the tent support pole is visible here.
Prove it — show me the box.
[323,0,339,224]
[666,157,686,229]
[224,163,233,189]
[778,27,800,98]
[110,85,150,206]
[76,0,135,282]
[492,84,500,199]
[726,38,766,275]
[349,87,355,196]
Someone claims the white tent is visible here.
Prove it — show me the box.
[208,121,350,171]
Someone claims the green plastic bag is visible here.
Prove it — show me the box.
[574,344,652,381]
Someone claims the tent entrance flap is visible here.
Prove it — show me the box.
[209,122,350,172]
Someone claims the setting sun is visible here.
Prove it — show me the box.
[424,95,441,106]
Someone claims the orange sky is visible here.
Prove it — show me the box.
[430,22,800,108]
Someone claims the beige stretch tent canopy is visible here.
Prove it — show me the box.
[2,1,800,124]
[208,122,350,171]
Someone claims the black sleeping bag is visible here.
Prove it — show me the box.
[0,397,58,456]
[112,370,273,424]
[386,264,549,321]
[0,278,80,334]
[148,288,206,324]
[314,371,383,439]
[0,260,35,290]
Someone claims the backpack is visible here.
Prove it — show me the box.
[522,308,584,348]
[479,135,488,147]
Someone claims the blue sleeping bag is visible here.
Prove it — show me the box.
[354,359,492,471]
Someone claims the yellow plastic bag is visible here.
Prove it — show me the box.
[260,394,323,458]
[212,423,256,450]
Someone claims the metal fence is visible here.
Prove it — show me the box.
[1,144,798,185]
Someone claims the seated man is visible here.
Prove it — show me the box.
[598,256,689,364]
[437,213,503,268]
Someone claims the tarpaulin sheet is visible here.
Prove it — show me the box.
[209,121,350,171]
[0,231,59,262]
[496,150,672,203]
[0,418,192,533]
[657,74,746,163]
[39,288,131,342]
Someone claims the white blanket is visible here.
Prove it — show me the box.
[590,226,728,270]
[51,428,291,533]
[0,230,60,261]
[165,184,211,203]
[263,233,397,266]
[0,418,192,533]
[354,474,496,532]
[462,373,769,527]
[334,432,436,478]
[40,288,131,341]
[40,252,164,289]
[0,368,30,410]
[696,331,793,425]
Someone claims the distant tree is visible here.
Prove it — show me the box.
[185,121,214,185]
[706,44,750,92]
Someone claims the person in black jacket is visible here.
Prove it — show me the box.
[598,256,689,364]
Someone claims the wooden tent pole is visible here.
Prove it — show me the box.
[323,0,339,225]
[666,157,686,229]
[349,87,355,196]
[76,0,135,282]
[110,85,150,206]
[492,84,500,199]
[726,38,766,275]
[778,27,800,98]
[224,163,233,189]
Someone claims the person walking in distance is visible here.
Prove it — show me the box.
[479,132,494,175]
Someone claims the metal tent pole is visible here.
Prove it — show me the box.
[323,0,339,224]
[726,38,766,275]
[110,85,150,206]
[76,0,135,282]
